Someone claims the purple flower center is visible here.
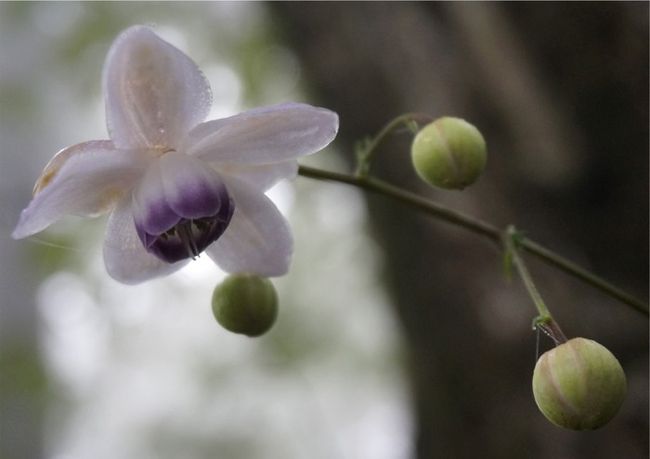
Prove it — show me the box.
[135,186,235,264]
[132,150,237,264]
[145,212,233,263]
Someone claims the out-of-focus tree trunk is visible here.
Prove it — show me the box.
[271,3,648,458]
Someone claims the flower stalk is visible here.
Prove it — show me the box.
[355,113,433,178]
[296,165,648,317]
[299,112,647,316]
[504,226,567,344]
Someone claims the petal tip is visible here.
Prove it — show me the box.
[11,226,26,240]
[11,208,38,240]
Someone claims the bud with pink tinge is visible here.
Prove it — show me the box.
[410,117,487,190]
[532,337,626,430]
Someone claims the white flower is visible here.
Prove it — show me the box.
[12,26,338,284]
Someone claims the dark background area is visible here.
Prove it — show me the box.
[272,3,648,458]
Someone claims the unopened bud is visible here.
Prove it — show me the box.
[410,117,487,190]
[211,274,278,337]
[532,337,626,430]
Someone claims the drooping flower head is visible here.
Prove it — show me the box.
[13,26,338,284]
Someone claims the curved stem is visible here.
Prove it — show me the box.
[297,164,649,316]
[355,113,434,177]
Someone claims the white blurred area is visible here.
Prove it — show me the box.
[1,3,411,459]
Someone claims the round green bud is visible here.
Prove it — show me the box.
[211,274,278,337]
[532,337,627,430]
[410,117,487,190]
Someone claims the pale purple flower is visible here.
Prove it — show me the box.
[12,26,338,284]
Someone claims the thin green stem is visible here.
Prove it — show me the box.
[355,113,434,177]
[297,164,649,316]
[300,165,499,239]
[505,226,567,344]
[506,227,552,319]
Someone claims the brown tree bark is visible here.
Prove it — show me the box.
[271,3,648,458]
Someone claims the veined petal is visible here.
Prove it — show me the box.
[184,102,339,164]
[206,177,293,277]
[12,142,148,239]
[103,26,212,150]
[104,197,187,284]
[217,160,298,192]
[33,140,114,195]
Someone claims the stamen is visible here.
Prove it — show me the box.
[176,220,200,259]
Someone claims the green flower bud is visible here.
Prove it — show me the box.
[211,274,278,337]
[532,337,627,430]
[410,117,487,190]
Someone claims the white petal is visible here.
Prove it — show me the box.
[12,142,148,239]
[184,102,338,164]
[206,177,293,277]
[103,26,212,149]
[217,160,298,191]
[103,197,187,284]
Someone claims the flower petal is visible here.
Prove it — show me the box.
[159,152,230,219]
[131,152,235,264]
[184,102,338,164]
[132,151,230,235]
[103,26,212,149]
[217,160,298,191]
[12,142,148,239]
[206,177,293,276]
[103,197,187,284]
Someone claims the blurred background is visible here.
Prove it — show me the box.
[0,3,647,459]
